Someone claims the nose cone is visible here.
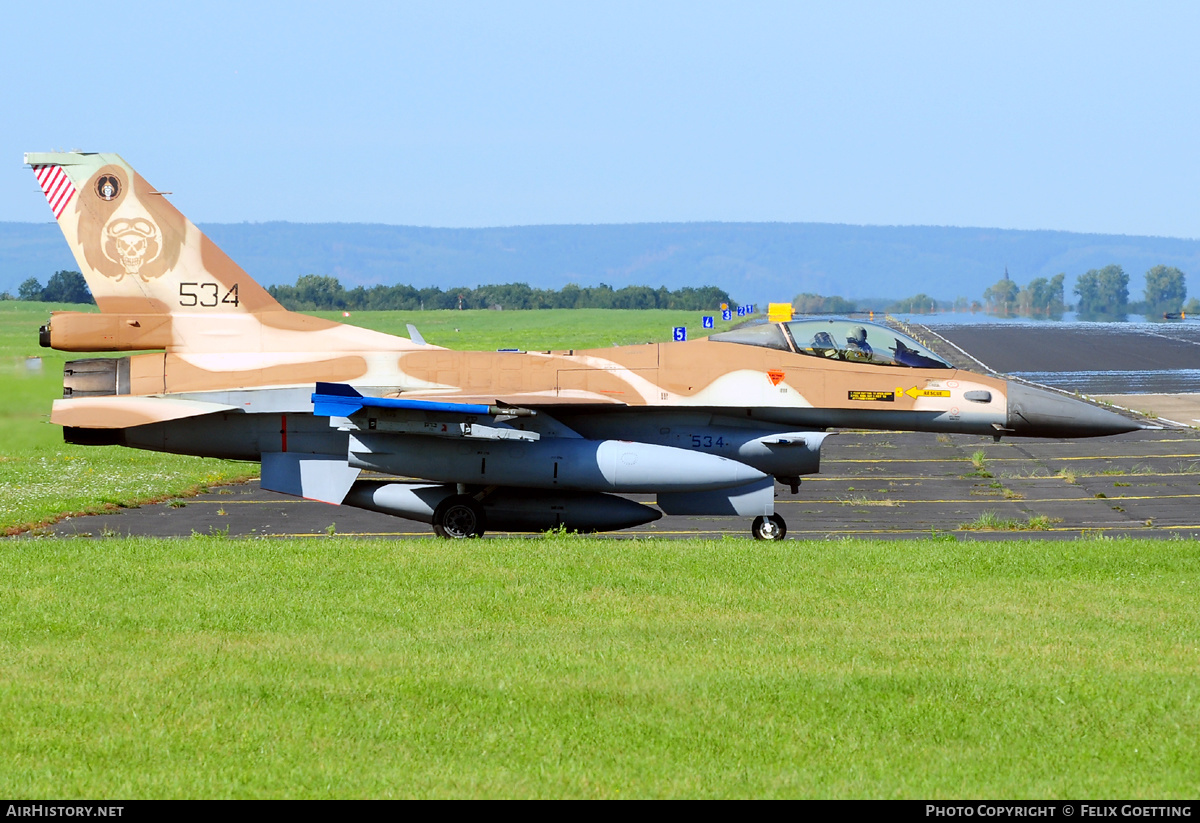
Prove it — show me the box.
[1007,381,1143,438]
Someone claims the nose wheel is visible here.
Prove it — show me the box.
[433,495,486,539]
[751,514,787,541]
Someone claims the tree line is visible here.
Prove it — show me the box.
[793,264,1196,320]
[793,291,966,315]
[981,271,1066,318]
[4,271,92,303]
[1,271,737,312]
[264,275,737,312]
[9,267,1193,320]
[983,264,1193,320]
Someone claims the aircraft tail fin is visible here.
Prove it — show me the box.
[25,152,282,316]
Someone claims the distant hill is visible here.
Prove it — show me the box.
[3,221,1198,305]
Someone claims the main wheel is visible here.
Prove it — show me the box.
[433,495,486,539]
[751,514,787,541]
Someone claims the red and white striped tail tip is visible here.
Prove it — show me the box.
[33,164,77,219]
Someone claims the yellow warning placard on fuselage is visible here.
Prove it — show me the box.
[902,386,951,399]
[848,390,895,402]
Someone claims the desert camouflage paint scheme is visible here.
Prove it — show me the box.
[27,152,1141,539]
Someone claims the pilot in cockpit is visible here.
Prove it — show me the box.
[810,330,838,357]
[844,326,873,361]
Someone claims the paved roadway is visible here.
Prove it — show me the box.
[30,319,1200,541]
[918,319,1200,395]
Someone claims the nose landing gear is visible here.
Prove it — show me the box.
[751,514,787,541]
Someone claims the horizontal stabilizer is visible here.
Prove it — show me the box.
[51,395,238,429]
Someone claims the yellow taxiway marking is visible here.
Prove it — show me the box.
[828,453,1200,464]
[239,486,1200,504]
[260,532,432,537]
[265,530,738,537]
[1038,454,1200,462]
[186,525,1200,538]
[837,434,1200,443]
[184,500,354,506]
[804,475,1200,483]
[1042,526,1199,533]
[1075,494,1200,501]
[777,494,1200,505]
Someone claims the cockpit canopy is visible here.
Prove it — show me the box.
[709,319,953,369]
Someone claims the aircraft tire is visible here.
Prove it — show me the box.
[433,495,486,539]
[751,514,787,541]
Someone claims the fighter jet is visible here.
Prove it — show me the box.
[27,152,1141,539]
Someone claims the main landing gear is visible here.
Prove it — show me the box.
[751,514,787,541]
[433,494,486,539]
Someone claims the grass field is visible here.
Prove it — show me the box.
[0,302,738,533]
[2,533,1197,798]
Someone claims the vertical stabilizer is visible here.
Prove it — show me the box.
[24,152,282,316]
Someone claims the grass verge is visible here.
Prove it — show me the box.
[959,511,1060,531]
[1,535,1197,798]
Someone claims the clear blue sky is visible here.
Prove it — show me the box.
[5,0,1199,238]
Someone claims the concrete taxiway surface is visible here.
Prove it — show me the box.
[39,428,1200,541]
